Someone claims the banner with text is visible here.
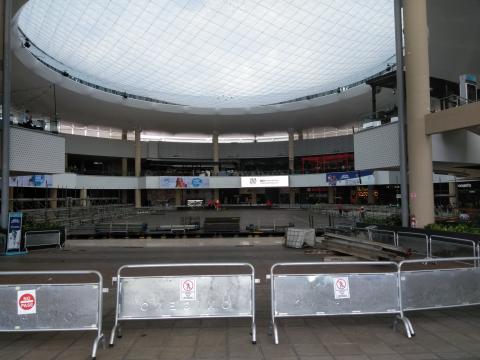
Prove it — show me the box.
[159,176,210,189]
[241,176,289,188]
[326,170,374,186]
[9,175,52,188]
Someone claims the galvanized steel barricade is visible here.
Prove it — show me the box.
[396,231,429,258]
[429,235,477,261]
[110,263,256,346]
[269,262,403,344]
[0,270,104,359]
[24,230,62,249]
[367,228,397,246]
[398,257,480,338]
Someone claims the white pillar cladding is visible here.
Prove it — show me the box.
[134,128,142,208]
[404,0,435,227]
[212,131,219,175]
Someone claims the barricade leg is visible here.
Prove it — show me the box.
[91,332,105,359]
[269,319,279,344]
[251,319,257,344]
[396,315,414,338]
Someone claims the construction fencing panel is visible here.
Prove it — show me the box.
[396,232,429,258]
[110,263,256,346]
[368,229,397,246]
[0,270,104,359]
[429,235,477,259]
[269,262,401,344]
[24,230,62,249]
[399,257,480,337]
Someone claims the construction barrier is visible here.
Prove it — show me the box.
[110,263,257,346]
[24,230,62,249]
[398,257,480,337]
[0,270,104,359]
[429,235,477,260]
[396,231,429,258]
[269,262,402,344]
[367,228,397,246]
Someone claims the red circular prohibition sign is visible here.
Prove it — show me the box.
[19,293,35,311]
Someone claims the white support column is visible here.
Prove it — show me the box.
[448,180,457,208]
[288,128,294,173]
[134,128,142,208]
[175,189,182,207]
[80,188,87,207]
[404,0,435,227]
[50,188,58,209]
[121,129,128,204]
[212,132,219,175]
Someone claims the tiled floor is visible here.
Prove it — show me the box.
[0,245,479,360]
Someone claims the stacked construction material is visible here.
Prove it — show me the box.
[203,217,240,233]
[285,228,316,248]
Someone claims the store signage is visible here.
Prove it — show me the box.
[6,212,23,253]
[159,176,210,189]
[458,183,472,188]
[9,175,52,188]
[326,170,374,186]
[240,176,289,188]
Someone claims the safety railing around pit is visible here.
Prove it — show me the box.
[393,231,430,258]
[24,230,62,249]
[398,257,480,337]
[429,235,477,263]
[268,262,402,344]
[109,263,257,346]
[368,228,397,246]
[0,270,105,359]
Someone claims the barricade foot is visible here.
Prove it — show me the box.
[109,324,119,347]
[271,320,279,344]
[251,322,257,344]
[92,333,104,359]
[397,315,413,338]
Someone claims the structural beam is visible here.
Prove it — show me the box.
[425,101,480,135]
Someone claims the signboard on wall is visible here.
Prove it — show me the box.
[159,176,210,189]
[9,175,52,188]
[326,171,374,186]
[241,176,289,188]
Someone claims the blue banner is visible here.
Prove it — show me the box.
[159,176,210,189]
[326,170,374,186]
[6,212,23,252]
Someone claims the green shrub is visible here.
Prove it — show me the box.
[425,222,480,235]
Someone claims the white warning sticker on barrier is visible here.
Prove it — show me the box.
[180,279,196,301]
[333,277,350,299]
[17,290,37,315]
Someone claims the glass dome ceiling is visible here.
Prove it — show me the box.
[18,0,394,108]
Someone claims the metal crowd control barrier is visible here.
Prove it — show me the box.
[269,262,402,344]
[398,257,480,337]
[0,270,104,359]
[110,263,256,346]
[396,232,429,258]
[367,228,397,246]
[429,235,477,261]
[24,230,62,249]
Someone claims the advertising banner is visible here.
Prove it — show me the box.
[326,170,374,186]
[159,176,210,189]
[6,212,23,252]
[9,175,52,188]
[241,176,289,188]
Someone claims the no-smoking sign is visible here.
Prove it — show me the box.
[17,290,37,315]
[180,279,196,301]
[333,277,350,300]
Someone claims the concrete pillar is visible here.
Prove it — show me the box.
[367,186,375,205]
[49,188,58,209]
[288,128,294,173]
[175,189,182,207]
[121,130,128,204]
[289,188,295,207]
[251,190,257,205]
[134,128,141,208]
[404,0,435,227]
[9,187,13,211]
[297,131,303,141]
[213,188,220,202]
[448,180,457,208]
[328,187,335,204]
[212,132,219,175]
[65,154,68,172]
[80,188,87,207]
